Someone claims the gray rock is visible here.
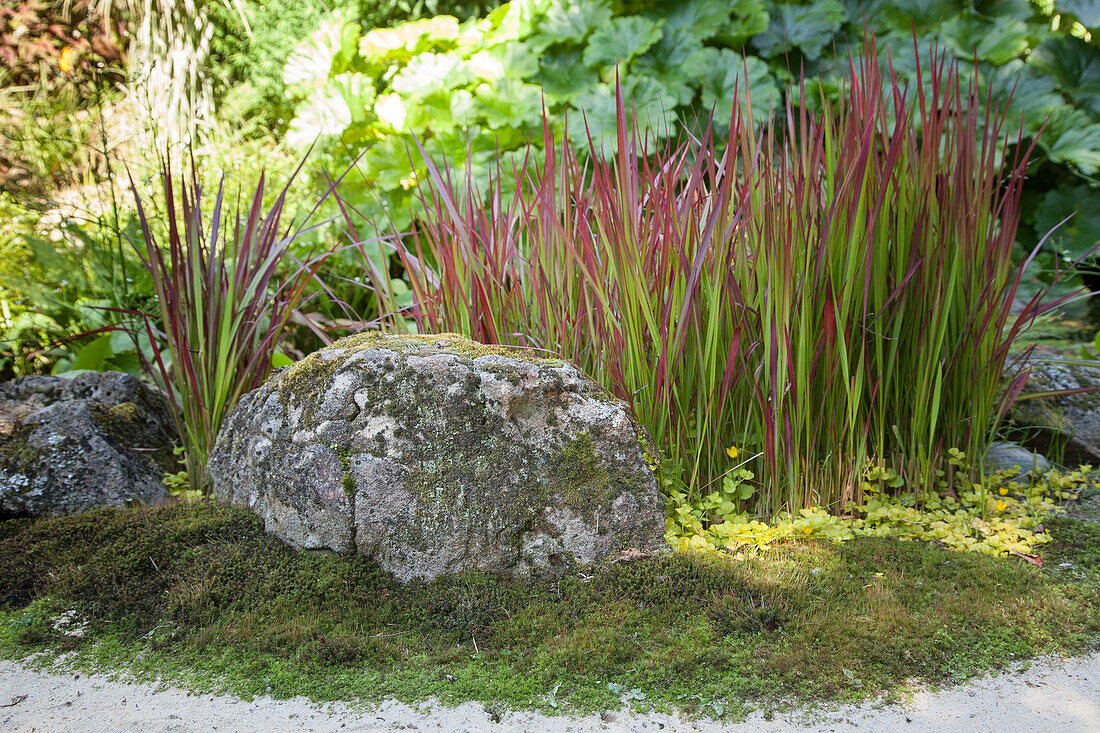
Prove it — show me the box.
[209,333,667,582]
[983,441,1051,481]
[0,371,176,517]
[1008,350,1100,465]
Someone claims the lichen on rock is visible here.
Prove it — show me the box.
[210,333,667,582]
[0,371,176,518]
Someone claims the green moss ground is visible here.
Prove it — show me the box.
[0,501,1097,719]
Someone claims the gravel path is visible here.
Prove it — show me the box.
[1,653,1097,732]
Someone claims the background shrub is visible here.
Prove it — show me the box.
[286,0,1100,283]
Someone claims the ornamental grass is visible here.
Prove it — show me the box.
[362,38,1075,516]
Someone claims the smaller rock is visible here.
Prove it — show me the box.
[1008,350,1100,465]
[984,441,1051,482]
[0,371,177,517]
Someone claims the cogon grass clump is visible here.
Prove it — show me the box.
[363,37,1075,521]
[129,157,340,492]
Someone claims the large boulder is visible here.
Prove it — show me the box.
[209,333,667,582]
[0,371,176,517]
[1008,350,1100,465]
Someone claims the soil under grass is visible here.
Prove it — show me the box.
[0,501,1097,719]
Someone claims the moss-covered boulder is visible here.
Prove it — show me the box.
[209,333,666,582]
[0,372,176,517]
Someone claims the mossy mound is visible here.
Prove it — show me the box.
[0,501,1097,713]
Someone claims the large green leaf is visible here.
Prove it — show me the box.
[467,43,541,82]
[683,48,779,126]
[973,0,1036,21]
[540,0,613,44]
[358,16,461,61]
[877,0,965,31]
[535,47,601,103]
[68,334,114,373]
[404,90,466,134]
[753,0,846,61]
[939,15,1031,65]
[391,52,472,96]
[362,134,422,191]
[287,73,374,147]
[566,78,678,152]
[983,61,1064,131]
[1031,36,1100,117]
[715,0,769,46]
[283,11,349,87]
[633,26,705,107]
[473,79,546,129]
[649,0,732,42]
[1040,107,1100,174]
[582,16,664,68]
[481,0,548,46]
[1033,184,1100,260]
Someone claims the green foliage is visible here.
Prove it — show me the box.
[668,452,1092,558]
[365,43,1057,516]
[284,0,785,236]
[0,501,1096,711]
[207,0,502,131]
[0,194,155,379]
[282,0,1100,272]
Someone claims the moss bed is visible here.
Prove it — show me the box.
[0,500,1097,718]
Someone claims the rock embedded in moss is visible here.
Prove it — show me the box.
[1008,350,1100,465]
[209,333,667,582]
[0,372,176,517]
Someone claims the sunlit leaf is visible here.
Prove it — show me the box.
[374,93,407,130]
[467,43,540,82]
[362,134,421,191]
[473,79,546,129]
[404,90,466,133]
[391,52,472,96]
[287,73,374,147]
[358,16,460,61]
[283,11,349,87]
[540,0,613,44]
[481,0,546,45]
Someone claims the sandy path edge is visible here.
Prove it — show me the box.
[1,653,1097,732]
